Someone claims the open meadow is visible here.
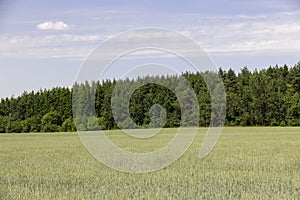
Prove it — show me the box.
[0,127,299,199]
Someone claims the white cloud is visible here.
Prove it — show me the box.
[0,33,109,59]
[178,11,300,54]
[36,21,70,31]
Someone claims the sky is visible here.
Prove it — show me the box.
[0,0,300,98]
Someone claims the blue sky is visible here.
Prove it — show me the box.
[0,0,300,97]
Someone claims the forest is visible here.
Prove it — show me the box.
[0,63,299,133]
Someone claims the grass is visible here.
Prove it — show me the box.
[0,127,299,199]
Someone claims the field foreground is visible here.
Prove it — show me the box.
[0,127,299,199]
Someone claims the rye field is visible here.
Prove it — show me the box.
[0,127,299,199]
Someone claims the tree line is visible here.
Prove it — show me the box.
[0,63,299,133]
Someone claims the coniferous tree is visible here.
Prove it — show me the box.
[0,64,299,133]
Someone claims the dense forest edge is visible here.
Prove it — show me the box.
[0,63,299,133]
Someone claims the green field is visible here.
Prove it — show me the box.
[0,127,299,199]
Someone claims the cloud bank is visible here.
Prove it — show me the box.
[1,10,299,60]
